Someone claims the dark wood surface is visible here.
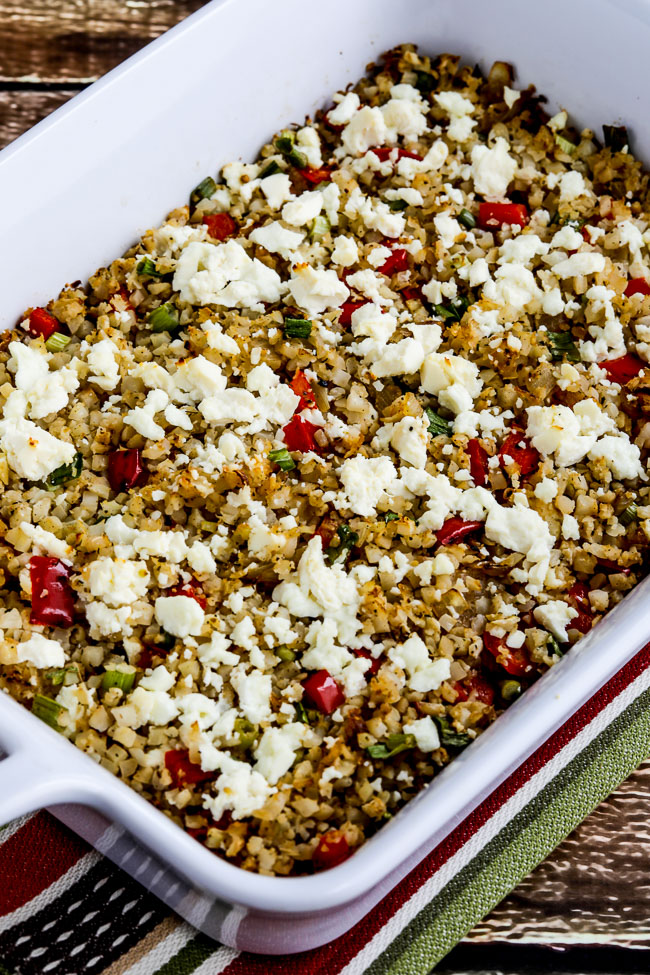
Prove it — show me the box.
[2,3,650,971]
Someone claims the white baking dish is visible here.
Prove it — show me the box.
[2,0,650,954]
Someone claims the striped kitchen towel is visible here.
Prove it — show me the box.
[3,641,650,975]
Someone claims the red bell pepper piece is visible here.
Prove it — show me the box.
[312,830,351,870]
[466,674,495,705]
[436,517,483,547]
[597,558,632,575]
[29,556,75,628]
[301,167,332,186]
[625,277,650,298]
[164,749,214,789]
[568,582,593,633]
[27,307,60,341]
[203,213,237,240]
[378,248,410,276]
[478,202,529,229]
[498,431,540,479]
[169,580,207,610]
[302,670,345,714]
[369,147,422,162]
[351,647,382,676]
[483,631,531,677]
[601,353,645,385]
[467,438,489,487]
[401,286,423,302]
[282,414,320,453]
[290,370,318,411]
[339,299,368,327]
[107,448,147,493]
[313,515,338,549]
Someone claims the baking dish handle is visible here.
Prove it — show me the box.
[0,747,65,825]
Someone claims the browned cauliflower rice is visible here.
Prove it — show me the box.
[2,46,650,875]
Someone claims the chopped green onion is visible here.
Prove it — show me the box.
[148,302,179,333]
[415,71,435,94]
[275,131,307,169]
[47,451,83,488]
[45,331,71,353]
[434,295,470,322]
[32,693,65,729]
[425,406,451,437]
[276,645,297,662]
[234,717,257,749]
[102,669,136,693]
[382,511,400,523]
[458,208,477,229]
[621,501,638,525]
[137,257,166,278]
[46,664,80,687]
[325,524,359,565]
[500,679,523,702]
[603,124,629,152]
[433,715,471,748]
[309,214,330,240]
[269,447,296,471]
[259,159,281,178]
[549,211,585,229]
[386,198,408,212]
[546,633,563,656]
[294,700,311,724]
[554,132,577,155]
[283,317,312,339]
[366,733,416,759]
[158,631,177,651]
[547,330,580,363]
[190,176,217,210]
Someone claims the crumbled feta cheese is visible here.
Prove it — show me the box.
[559,170,589,202]
[533,600,579,641]
[154,594,205,637]
[254,722,311,784]
[281,190,324,228]
[470,137,517,200]
[86,557,150,607]
[403,715,440,751]
[389,414,429,468]
[434,212,463,249]
[342,105,387,155]
[388,634,451,692]
[334,455,400,517]
[526,400,615,466]
[8,341,79,420]
[231,667,272,724]
[421,351,483,414]
[289,264,349,316]
[397,140,448,180]
[552,252,605,279]
[344,186,406,238]
[412,553,454,585]
[534,477,558,502]
[16,633,66,668]
[331,235,359,267]
[201,749,273,820]
[259,172,294,210]
[124,389,168,441]
[19,522,71,561]
[249,221,304,260]
[328,91,361,125]
[173,239,286,310]
[588,435,643,479]
[86,338,121,391]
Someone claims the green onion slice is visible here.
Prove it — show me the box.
[415,71,435,94]
[47,451,83,488]
[325,524,359,565]
[387,198,408,212]
[32,694,65,729]
[434,295,470,322]
[603,124,628,151]
[234,717,258,749]
[458,208,477,229]
[554,132,577,154]
[148,302,180,333]
[433,715,471,748]
[275,131,308,169]
[45,331,71,353]
[190,175,217,210]
[276,645,297,662]
[46,664,80,686]
[283,317,312,339]
[620,501,638,525]
[102,669,136,693]
[547,330,580,363]
[382,511,400,523]
[137,257,166,278]
[309,214,330,240]
[366,733,416,759]
[259,160,281,178]
[268,447,296,471]
[425,406,451,437]
[294,701,310,724]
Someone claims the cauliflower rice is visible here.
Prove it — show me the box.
[2,46,650,875]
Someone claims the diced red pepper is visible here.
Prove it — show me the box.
[568,582,593,633]
[498,431,540,479]
[302,670,345,714]
[451,680,469,702]
[312,830,351,870]
[203,213,237,241]
[339,299,368,327]
[27,307,60,341]
[466,674,495,705]
[290,369,318,411]
[378,248,410,276]
[169,580,207,610]
[436,517,483,547]
[369,147,422,162]
[483,631,531,677]
[301,167,332,186]
[467,438,489,487]
[478,202,529,229]
[352,647,382,676]
[401,286,423,302]
[625,277,650,298]
[282,414,320,453]
[107,448,147,493]
[597,558,632,575]
[313,515,338,550]
[29,556,75,628]
[601,353,645,385]
[164,749,214,789]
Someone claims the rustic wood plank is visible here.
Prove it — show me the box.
[0,89,79,148]
[0,0,210,83]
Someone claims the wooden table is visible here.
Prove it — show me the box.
[2,4,650,972]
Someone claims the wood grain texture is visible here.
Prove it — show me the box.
[0,89,80,147]
[0,0,210,83]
